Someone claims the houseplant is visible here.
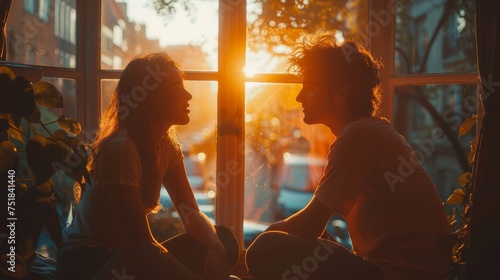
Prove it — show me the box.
[0,66,89,279]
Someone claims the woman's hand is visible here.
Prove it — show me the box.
[203,242,229,280]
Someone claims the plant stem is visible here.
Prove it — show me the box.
[40,122,54,136]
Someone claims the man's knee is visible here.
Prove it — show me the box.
[245,231,287,269]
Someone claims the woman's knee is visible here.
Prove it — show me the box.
[214,225,240,267]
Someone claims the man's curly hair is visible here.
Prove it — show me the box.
[288,32,384,118]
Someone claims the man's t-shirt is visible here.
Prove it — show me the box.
[63,129,183,250]
[315,117,452,280]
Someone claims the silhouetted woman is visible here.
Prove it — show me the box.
[57,53,239,280]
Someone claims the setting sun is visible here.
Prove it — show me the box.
[243,65,257,78]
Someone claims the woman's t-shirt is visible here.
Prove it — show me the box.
[63,129,183,250]
[315,117,452,280]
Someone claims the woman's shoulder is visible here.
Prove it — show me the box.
[100,130,139,157]
[161,133,182,151]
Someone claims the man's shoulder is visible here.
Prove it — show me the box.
[337,117,391,139]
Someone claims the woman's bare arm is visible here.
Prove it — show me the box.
[164,163,229,280]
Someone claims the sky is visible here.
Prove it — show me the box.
[123,0,219,47]
[121,0,286,73]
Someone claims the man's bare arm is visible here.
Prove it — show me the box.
[266,196,334,240]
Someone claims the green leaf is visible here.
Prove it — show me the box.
[8,128,25,142]
[446,188,465,205]
[458,114,477,137]
[24,105,41,124]
[57,116,82,135]
[52,129,69,141]
[34,82,64,108]
[31,134,48,147]
[36,179,55,195]
[458,172,472,187]
[50,130,74,162]
[5,116,25,142]
[0,141,19,173]
[0,66,16,80]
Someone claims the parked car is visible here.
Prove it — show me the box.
[275,153,327,219]
[274,152,352,250]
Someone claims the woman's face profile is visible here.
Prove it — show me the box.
[152,69,192,127]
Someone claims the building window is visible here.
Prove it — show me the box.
[54,0,59,37]
[54,0,76,44]
[395,0,476,75]
[9,0,77,67]
[57,0,64,38]
[24,0,37,15]
[39,0,51,22]
[442,7,472,65]
[70,8,76,44]
[112,24,123,46]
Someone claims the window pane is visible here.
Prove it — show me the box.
[7,0,77,68]
[393,84,477,202]
[246,0,368,73]
[39,76,77,119]
[100,79,118,115]
[394,0,477,75]
[244,83,336,247]
[101,0,218,70]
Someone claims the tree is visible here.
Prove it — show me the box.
[149,0,366,54]
[247,0,366,54]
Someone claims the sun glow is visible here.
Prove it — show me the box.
[243,65,258,78]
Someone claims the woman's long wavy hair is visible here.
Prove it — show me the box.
[288,31,384,117]
[90,53,181,212]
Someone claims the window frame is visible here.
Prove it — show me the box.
[84,0,302,250]
[369,0,478,122]
[0,0,480,254]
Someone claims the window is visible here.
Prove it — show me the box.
[96,0,368,248]
[394,0,476,75]
[7,0,76,68]
[101,0,218,70]
[387,0,478,210]
[112,23,124,47]
[53,0,77,45]
[1,0,479,258]
[39,0,51,22]
[24,0,37,15]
